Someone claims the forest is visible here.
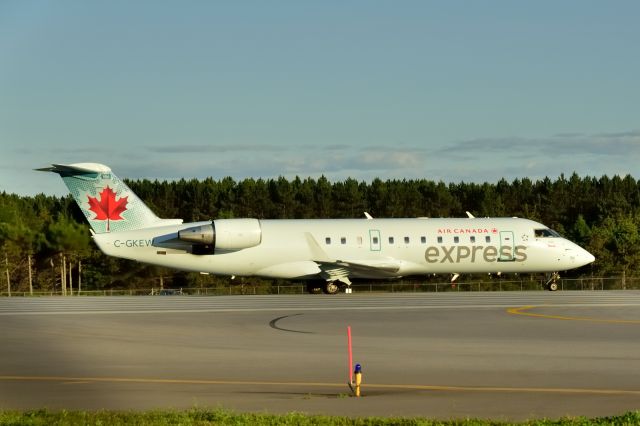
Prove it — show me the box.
[2,172,640,294]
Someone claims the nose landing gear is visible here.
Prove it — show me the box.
[545,272,560,291]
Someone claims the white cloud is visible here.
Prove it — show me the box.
[4,130,640,196]
[439,130,640,158]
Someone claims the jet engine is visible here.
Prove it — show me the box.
[178,218,262,252]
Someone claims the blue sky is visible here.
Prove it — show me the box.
[1,1,639,196]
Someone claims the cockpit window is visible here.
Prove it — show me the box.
[534,228,561,238]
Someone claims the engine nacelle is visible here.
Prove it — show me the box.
[178,219,262,251]
[214,218,262,250]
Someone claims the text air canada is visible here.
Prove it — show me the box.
[437,228,498,234]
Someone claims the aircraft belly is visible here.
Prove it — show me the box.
[254,261,321,279]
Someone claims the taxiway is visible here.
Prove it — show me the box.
[1,291,639,420]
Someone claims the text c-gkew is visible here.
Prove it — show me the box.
[113,239,153,248]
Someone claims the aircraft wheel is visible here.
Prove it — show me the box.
[323,281,340,295]
[548,282,558,291]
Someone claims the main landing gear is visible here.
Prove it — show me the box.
[306,281,345,294]
[324,281,340,295]
[545,272,560,291]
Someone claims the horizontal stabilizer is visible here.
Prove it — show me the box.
[36,163,112,174]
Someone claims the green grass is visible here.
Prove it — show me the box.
[0,409,639,426]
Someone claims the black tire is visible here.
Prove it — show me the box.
[323,281,340,295]
[548,282,558,291]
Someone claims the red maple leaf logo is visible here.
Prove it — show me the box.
[87,186,128,232]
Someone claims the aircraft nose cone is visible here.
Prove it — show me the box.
[585,251,595,264]
[563,241,595,268]
[577,248,595,267]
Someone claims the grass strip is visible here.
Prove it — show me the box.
[0,409,639,426]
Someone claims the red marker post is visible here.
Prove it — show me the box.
[347,326,353,385]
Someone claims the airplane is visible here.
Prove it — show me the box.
[39,163,595,293]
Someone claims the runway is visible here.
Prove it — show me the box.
[1,291,639,420]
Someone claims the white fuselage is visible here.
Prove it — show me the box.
[93,217,594,280]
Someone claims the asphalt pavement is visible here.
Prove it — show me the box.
[1,291,639,420]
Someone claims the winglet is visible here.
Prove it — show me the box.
[364,212,373,219]
[465,211,475,218]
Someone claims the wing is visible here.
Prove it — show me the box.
[305,232,401,284]
[315,259,402,284]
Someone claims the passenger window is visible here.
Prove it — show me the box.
[325,237,331,245]
[470,236,476,243]
[341,237,346,245]
[437,236,443,243]
[373,237,379,244]
[454,236,459,243]
[389,237,394,244]
[404,236,410,244]
[421,236,426,244]
[485,236,491,243]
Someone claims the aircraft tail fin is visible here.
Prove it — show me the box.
[37,163,182,233]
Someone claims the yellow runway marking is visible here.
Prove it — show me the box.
[1,375,640,396]
[507,306,640,324]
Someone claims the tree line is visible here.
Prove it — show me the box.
[2,172,640,293]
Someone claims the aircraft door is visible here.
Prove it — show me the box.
[369,230,381,251]
[499,231,514,261]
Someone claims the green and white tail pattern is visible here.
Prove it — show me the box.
[38,163,180,233]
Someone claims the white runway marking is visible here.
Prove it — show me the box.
[2,291,640,315]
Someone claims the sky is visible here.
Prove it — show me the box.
[1,1,639,196]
